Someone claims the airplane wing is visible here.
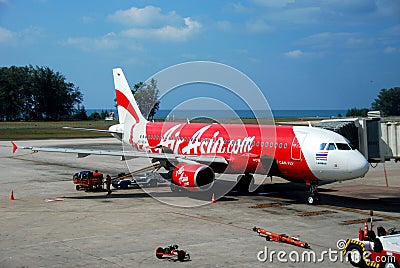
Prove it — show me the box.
[11,142,228,165]
[62,127,122,134]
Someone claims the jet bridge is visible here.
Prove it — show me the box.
[315,112,400,163]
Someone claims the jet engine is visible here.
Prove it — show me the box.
[171,164,215,192]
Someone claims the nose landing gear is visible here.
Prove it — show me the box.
[307,181,321,205]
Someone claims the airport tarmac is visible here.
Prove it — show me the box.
[1,138,399,267]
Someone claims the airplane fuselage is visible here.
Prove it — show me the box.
[123,121,369,183]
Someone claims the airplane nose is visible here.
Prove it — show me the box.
[350,153,369,178]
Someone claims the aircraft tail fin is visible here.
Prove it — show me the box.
[113,68,147,125]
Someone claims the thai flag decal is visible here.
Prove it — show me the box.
[316,151,328,161]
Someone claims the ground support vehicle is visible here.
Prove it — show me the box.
[155,245,190,262]
[73,171,103,192]
[112,168,164,189]
[112,175,159,189]
[343,220,400,268]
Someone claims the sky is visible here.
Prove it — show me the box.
[0,0,399,110]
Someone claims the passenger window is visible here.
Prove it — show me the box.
[320,143,327,150]
[327,143,336,150]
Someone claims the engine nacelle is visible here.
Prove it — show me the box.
[172,164,215,192]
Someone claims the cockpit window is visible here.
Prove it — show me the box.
[327,143,336,150]
[320,143,327,150]
[337,143,352,150]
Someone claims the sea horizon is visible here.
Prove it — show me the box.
[86,108,347,119]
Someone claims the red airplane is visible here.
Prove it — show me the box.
[13,68,369,204]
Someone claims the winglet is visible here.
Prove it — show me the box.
[11,141,18,154]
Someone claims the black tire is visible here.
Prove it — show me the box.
[149,179,157,188]
[155,247,164,259]
[170,183,179,192]
[307,194,321,205]
[177,250,186,262]
[383,260,400,268]
[75,185,80,191]
[120,182,129,189]
[307,195,315,205]
[346,244,366,267]
[235,174,252,194]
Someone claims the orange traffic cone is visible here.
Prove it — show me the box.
[10,190,15,200]
[363,221,368,237]
[211,193,216,204]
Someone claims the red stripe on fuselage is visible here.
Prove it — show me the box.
[115,89,140,123]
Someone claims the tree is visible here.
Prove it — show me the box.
[88,112,101,120]
[0,66,32,121]
[100,109,109,120]
[30,66,83,120]
[0,65,83,121]
[132,78,160,120]
[346,108,369,117]
[372,87,400,116]
[73,105,88,120]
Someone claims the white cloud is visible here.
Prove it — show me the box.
[384,24,400,36]
[243,0,398,28]
[230,3,252,13]
[284,49,324,59]
[383,46,397,54]
[0,26,45,45]
[298,32,371,49]
[122,17,201,42]
[216,20,233,31]
[0,27,15,43]
[284,49,304,58]
[107,6,201,42]
[108,5,179,27]
[246,19,274,33]
[82,16,95,24]
[251,0,295,8]
[321,0,378,14]
[64,32,121,51]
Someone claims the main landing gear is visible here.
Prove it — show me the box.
[307,181,321,205]
[235,174,254,194]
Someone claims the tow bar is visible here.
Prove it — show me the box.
[253,226,310,249]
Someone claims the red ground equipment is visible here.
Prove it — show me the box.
[155,245,190,262]
[253,226,310,249]
[343,211,400,268]
[73,171,103,192]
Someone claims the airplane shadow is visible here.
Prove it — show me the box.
[61,182,399,213]
[62,192,150,200]
[62,189,239,202]
[252,183,400,213]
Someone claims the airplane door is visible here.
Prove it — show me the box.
[291,132,307,161]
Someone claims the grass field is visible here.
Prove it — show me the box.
[0,121,116,140]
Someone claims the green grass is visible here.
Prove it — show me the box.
[0,120,117,140]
